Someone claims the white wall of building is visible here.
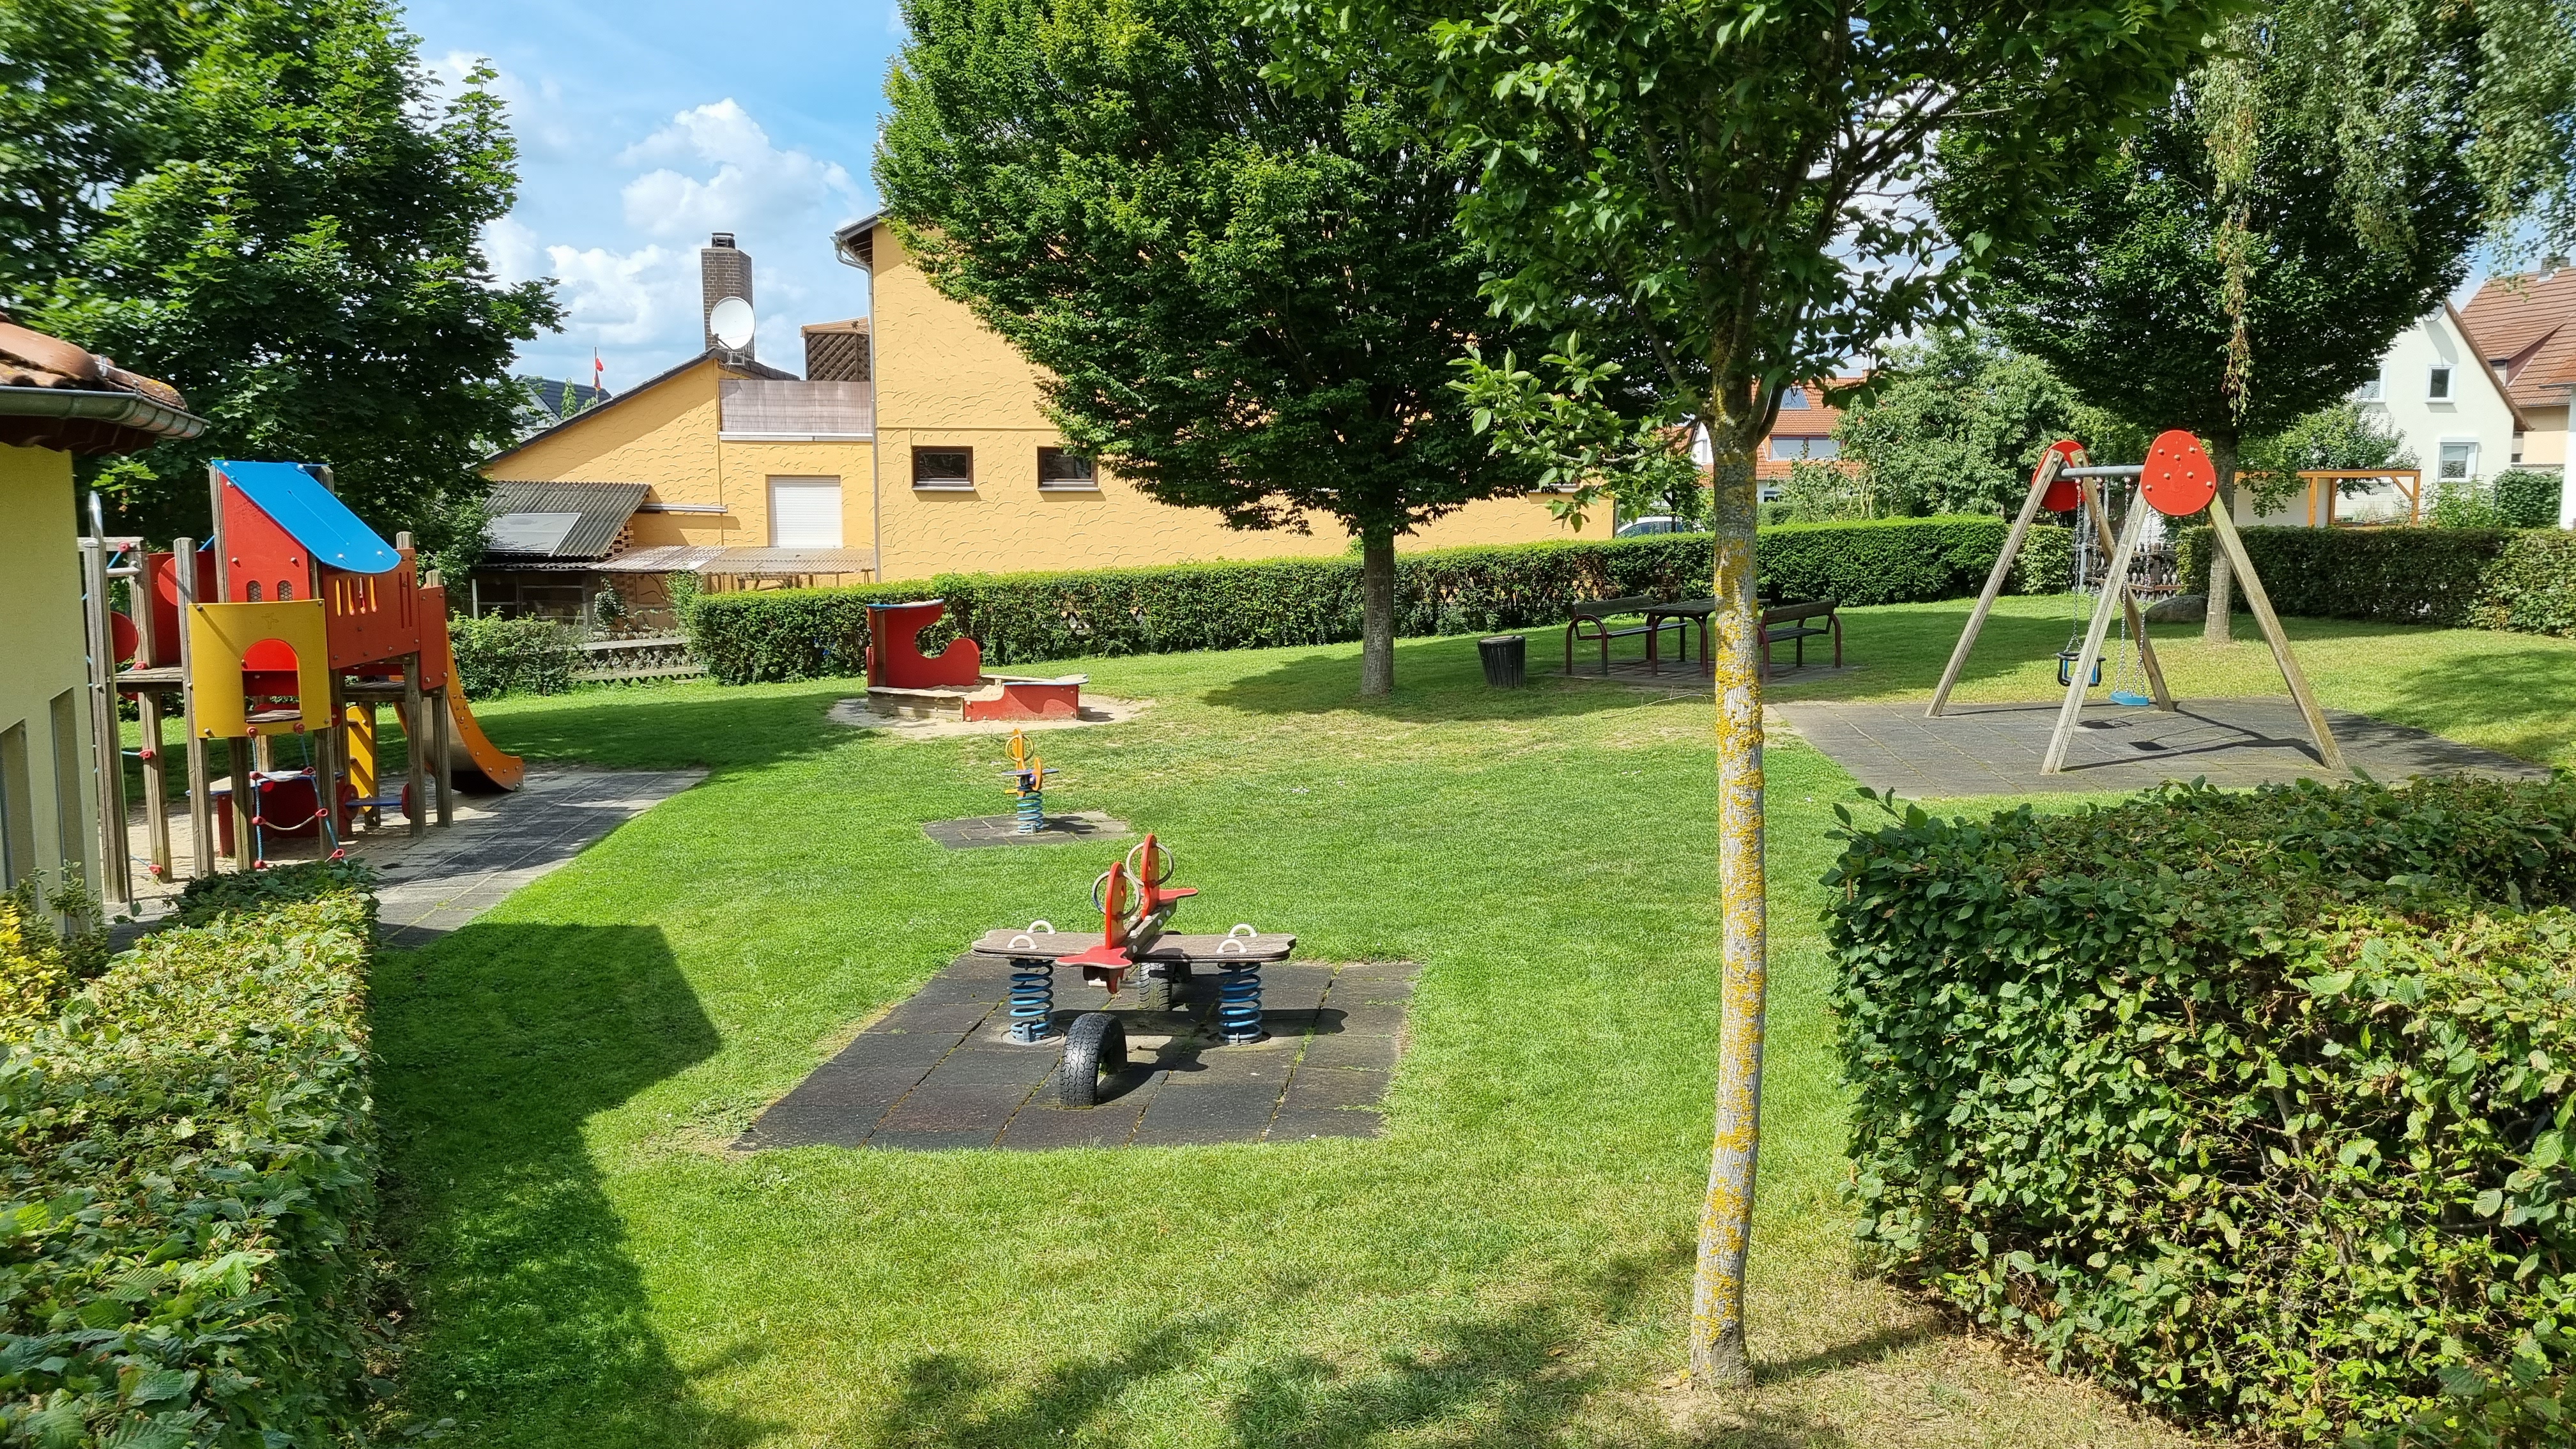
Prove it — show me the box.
[2357,307,2521,495]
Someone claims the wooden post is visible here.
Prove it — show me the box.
[77,537,133,906]
[431,687,454,826]
[1928,450,2062,717]
[402,655,427,838]
[2205,503,2345,771]
[227,737,253,868]
[175,537,212,878]
[2041,501,2152,775]
[2076,479,2174,711]
[132,555,171,882]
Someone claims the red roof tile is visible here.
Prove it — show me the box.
[2459,270,2576,413]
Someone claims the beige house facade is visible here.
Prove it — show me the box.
[477,228,1586,618]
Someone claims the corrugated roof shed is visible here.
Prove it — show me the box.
[482,480,651,561]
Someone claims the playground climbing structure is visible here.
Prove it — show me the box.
[79,459,525,898]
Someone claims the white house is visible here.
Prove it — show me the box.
[2322,303,2528,523]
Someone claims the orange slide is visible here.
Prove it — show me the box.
[416,590,525,791]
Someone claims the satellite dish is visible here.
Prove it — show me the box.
[709,295,756,352]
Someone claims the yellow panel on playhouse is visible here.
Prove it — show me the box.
[187,600,332,739]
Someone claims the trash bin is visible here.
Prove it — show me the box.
[1477,634,1526,689]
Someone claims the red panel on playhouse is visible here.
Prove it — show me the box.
[866,600,983,689]
[962,680,1083,721]
[2035,438,2090,512]
[2142,430,2218,516]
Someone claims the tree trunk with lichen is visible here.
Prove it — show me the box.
[1689,436,1768,1388]
[2203,437,2239,644]
[1360,525,1396,696]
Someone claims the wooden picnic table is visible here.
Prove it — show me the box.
[1627,595,1843,679]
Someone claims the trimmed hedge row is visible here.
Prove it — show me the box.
[1828,776,2576,1443]
[2178,526,2576,638]
[686,516,2025,684]
[0,862,379,1447]
[447,615,583,698]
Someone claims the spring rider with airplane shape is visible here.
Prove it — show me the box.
[968,833,1294,1107]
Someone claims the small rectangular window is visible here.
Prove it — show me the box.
[2439,440,2476,480]
[1770,436,1839,461]
[0,721,32,890]
[2352,375,2384,401]
[1036,447,1098,491]
[2428,365,2453,401]
[912,447,974,491]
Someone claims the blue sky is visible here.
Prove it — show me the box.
[406,0,903,391]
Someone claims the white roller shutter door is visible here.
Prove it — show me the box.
[769,478,843,548]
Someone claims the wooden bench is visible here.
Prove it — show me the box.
[1565,596,1692,676]
[1759,597,1841,678]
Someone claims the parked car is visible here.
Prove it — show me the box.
[1613,515,1710,537]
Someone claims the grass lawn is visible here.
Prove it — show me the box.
[374,599,2574,1446]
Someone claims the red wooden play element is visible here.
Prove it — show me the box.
[866,600,982,689]
[217,478,423,671]
[962,680,1082,721]
[1061,834,1198,990]
[2036,438,2090,512]
[2142,430,2219,516]
[145,549,213,668]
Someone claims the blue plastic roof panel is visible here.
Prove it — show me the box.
[217,459,402,574]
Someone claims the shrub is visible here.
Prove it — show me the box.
[0,870,378,1446]
[686,519,2020,684]
[0,878,105,1031]
[2012,523,2075,595]
[1828,776,2576,1443]
[2494,469,2565,531]
[446,614,582,698]
[2176,525,2576,639]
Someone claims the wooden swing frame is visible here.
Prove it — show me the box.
[1926,441,2345,777]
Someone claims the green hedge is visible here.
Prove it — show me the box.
[447,615,582,698]
[2177,526,2576,638]
[0,863,379,1446]
[1828,776,2576,1443]
[686,517,2021,684]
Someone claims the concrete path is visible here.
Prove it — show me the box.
[119,765,703,946]
[1775,697,2549,798]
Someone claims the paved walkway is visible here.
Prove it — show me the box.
[121,765,703,946]
[1775,697,2549,797]
[740,956,1413,1152]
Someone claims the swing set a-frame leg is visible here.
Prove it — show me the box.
[2076,479,2174,711]
[1929,452,2063,717]
[2205,501,2344,771]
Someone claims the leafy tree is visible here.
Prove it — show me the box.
[1834,328,2148,518]
[876,0,1584,696]
[7,0,556,559]
[1269,0,2233,1384]
[1943,0,2576,640]
[2237,401,2415,514]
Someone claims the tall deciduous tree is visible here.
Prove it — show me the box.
[1834,328,2148,518]
[1274,0,2232,1384]
[877,0,1591,696]
[1943,0,2576,641]
[6,0,556,566]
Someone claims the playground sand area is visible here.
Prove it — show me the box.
[826,693,1150,735]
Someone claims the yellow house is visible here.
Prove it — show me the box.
[477,227,1584,620]
[0,318,202,894]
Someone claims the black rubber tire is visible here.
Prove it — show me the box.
[1059,1011,1126,1108]
[1137,964,1185,1014]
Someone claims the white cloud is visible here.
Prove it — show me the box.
[424,52,581,160]
[484,217,544,288]
[544,243,690,348]
[618,99,860,240]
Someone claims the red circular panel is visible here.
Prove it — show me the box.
[110,611,139,666]
[2034,439,2089,512]
[2142,429,2218,516]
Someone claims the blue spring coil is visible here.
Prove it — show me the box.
[1216,963,1265,1045]
[1008,958,1055,1042]
[1015,788,1044,833]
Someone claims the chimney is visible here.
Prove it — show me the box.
[701,232,754,359]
